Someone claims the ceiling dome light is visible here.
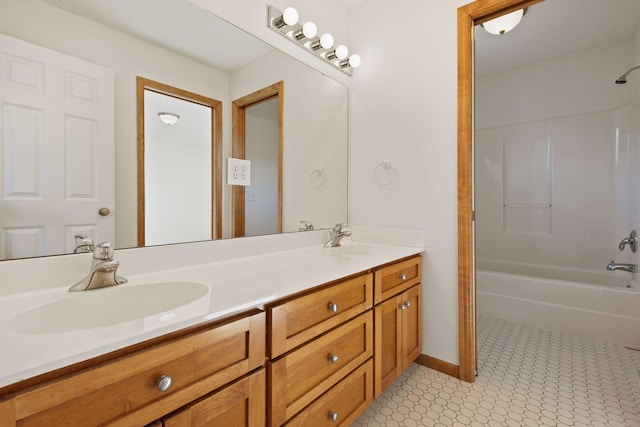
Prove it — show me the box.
[158,112,180,125]
[273,7,298,28]
[482,8,526,35]
[311,33,334,51]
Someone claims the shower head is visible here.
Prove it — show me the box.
[615,65,640,84]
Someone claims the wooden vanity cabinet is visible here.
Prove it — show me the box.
[1,310,265,427]
[161,369,265,427]
[266,273,374,426]
[374,256,423,396]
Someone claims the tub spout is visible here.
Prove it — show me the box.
[606,261,638,273]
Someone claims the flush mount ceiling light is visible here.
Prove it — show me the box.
[482,8,527,35]
[157,112,180,125]
[268,5,361,76]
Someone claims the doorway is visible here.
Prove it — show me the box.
[231,81,283,238]
[136,77,222,246]
[457,0,544,383]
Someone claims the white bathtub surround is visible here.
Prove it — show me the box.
[477,269,640,350]
[355,316,640,427]
[0,233,423,388]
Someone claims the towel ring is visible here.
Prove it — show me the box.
[373,161,396,187]
[310,168,327,190]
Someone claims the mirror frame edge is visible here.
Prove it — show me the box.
[457,0,545,383]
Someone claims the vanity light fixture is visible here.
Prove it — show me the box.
[157,112,180,125]
[481,8,527,35]
[268,5,360,76]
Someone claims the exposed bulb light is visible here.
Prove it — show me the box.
[481,8,526,35]
[311,33,334,51]
[326,44,348,60]
[267,6,360,75]
[273,7,298,28]
[294,21,317,40]
[340,54,361,69]
[158,112,179,125]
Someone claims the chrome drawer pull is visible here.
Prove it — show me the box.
[328,411,339,422]
[328,302,339,313]
[156,375,173,392]
[399,273,407,280]
[328,353,339,364]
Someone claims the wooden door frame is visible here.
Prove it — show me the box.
[231,81,284,238]
[136,77,223,246]
[457,0,544,383]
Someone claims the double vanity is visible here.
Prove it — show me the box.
[0,236,423,426]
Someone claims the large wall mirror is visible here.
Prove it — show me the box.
[0,0,348,260]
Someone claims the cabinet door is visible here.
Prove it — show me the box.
[401,284,422,370]
[374,284,422,397]
[163,369,265,427]
[374,294,403,396]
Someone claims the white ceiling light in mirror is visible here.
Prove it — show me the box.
[157,112,180,125]
[268,6,360,76]
[482,8,527,35]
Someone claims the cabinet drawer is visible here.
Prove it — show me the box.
[374,255,422,304]
[163,369,265,427]
[269,311,373,426]
[268,273,373,357]
[12,311,265,427]
[285,360,373,427]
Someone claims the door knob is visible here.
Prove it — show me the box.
[98,207,111,216]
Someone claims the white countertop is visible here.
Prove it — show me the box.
[0,241,422,389]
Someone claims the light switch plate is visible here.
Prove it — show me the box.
[227,158,251,186]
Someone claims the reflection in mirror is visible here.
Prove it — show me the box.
[0,0,348,260]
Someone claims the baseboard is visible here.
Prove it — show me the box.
[415,354,460,379]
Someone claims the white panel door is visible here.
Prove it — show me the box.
[0,34,115,259]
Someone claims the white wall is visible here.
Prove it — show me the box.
[0,0,230,249]
[475,40,638,279]
[348,0,468,365]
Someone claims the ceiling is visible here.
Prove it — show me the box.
[42,0,273,71]
[475,0,640,75]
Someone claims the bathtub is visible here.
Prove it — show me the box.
[476,261,640,350]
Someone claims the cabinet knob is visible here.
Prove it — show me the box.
[156,375,173,392]
[328,353,339,364]
[328,302,339,313]
[399,273,407,280]
[406,301,411,308]
[328,411,339,422]
[399,303,407,310]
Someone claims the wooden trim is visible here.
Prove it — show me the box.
[136,77,223,245]
[415,354,460,378]
[231,81,284,237]
[457,0,545,383]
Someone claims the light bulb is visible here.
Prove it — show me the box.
[294,21,317,40]
[311,33,334,51]
[335,45,349,60]
[274,7,298,28]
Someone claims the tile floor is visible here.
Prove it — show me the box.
[353,316,640,427]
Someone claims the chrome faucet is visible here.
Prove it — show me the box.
[298,220,314,231]
[606,260,638,273]
[323,223,351,248]
[73,234,95,254]
[69,242,127,292]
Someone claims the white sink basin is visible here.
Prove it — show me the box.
[8,282,209,334]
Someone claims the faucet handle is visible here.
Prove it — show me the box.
[93,241,115,261]
[333,223,348,232]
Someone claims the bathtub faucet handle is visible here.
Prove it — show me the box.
[618,230,637,253]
